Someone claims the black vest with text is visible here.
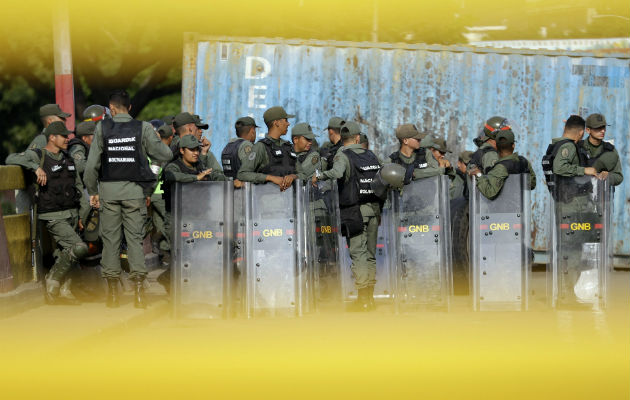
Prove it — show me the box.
[32,149,81,213]
[338,148,381,207]
[99,118,155,182]
[389,148,428,185]
[258,137,297,176]
[221,138,245,179]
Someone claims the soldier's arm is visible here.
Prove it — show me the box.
[476,164,508,200]
[237,142,269,183]
[70,146,87,176]
[74,169,90,222]
[202,152,227,181]
[83,125,103,196]
[320,152,349,181]
[163,163,197,183]
[527,160,536,190]
[552,142,585,177]
[481,151,499,172]
[5,150,41,171]
[594,149,623,186]
[143,123,173,162]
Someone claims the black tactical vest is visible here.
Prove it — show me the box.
[32,149,81,213]
[579,140,615,167]
[99,118,155,183]
[68,137,90,156]
[221,138,245,179]
[320,141,342,171]
[469,145,497,171]
[389,148,428,185]
[541,139,590,202]
[338,148,381,207]
[162,158,205,212]
[494,156,529,175]
[258,137,297,176]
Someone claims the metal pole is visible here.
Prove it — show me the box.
[52,0,75,131]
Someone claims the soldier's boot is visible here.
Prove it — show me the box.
[58,278,81,305]
[348,288,370,312]
[134,277,147,309]
[44,274,61,305]
[157,268,170,294]
[366,285,376,311]
[106,278,120,308]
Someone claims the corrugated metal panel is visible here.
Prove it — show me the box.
[182,35,630,255]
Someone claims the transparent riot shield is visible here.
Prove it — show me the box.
[391,176,453,311]
[339,202,395,303]
[308,181,344,305]
[470,174,531,311]
[242,181,311,317]
[549,176,611,310]
[171,181,234,319]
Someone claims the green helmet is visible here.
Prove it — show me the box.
[482,116,512,139]
[83,104,106,122]
[371,163,406,199]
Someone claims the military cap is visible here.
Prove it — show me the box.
[395,124,424,140]
[179,135,201,149]
[40,104,71,118]
[193,114,209,130]
[458,150,474,165]
[325,117,345,130]
[419,135,434,149]
[429,137,451,153]
[340,121,362,139]
[75,121,96,137]
[163,115,175,125]
[263,106,295,125]
[359,134,369,144]
[173,112,197,128]
[157,124,173,138]
[496,130,515,145]
[235,116,259,128]
[44,121,71,137]
[291,123,315,139]
[586,113,608,129]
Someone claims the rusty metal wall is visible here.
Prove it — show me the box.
[182,34,630,255]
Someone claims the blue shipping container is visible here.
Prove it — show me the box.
[181,34,630,256]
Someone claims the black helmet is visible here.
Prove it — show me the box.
[83,104,107,122]
[482,116,512,139]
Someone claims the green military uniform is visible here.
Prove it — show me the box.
[83,113,173,281]
[450,172,465,199]
[237,135,293,182]
[477,153,536,199]
[28,133,48,151]
[292,122,322,180]
[68,121,97,223]
[227,137,255,169]
[28,104,72,151]
[581,139,623,186]
[320,132,381,295]
[5,122,88,303]
[467,142,499,173]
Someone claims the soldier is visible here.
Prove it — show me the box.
[6,121,89,304]
[221,116,258,185]
[313,121,382,311]
[237,106,297,191]
[467,116,507,175]
[68,121,96,178]
[83,89,172,309]
[450,150,473,200]
[319,117,345,170]
[292,123,322,180]
[388,124,443,184]
[171,112,224,177]
[359,134,369,150]
[28,104,72,151]
[475,130,536,199]
[580,113,623,186]
[157,135,226,291]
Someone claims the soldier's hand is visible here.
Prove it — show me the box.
[597,171,609,181]
[90,195,100,209]
[78,218,84,231]
[311,175,318,187]
[468,167,481,177]
[35,167,47,186]
[145,197,151,207]
[200,138,211,155]
[440,159,451,168]
[584,167,597,176]
[197,169,212,181]
[233,179,243,188]
[281,174,297,191]
[267,175,284,188]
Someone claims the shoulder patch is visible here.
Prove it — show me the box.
[73,152,83,160]
[244,145,252,154]
[333,155,340,163]
[248,151,256,161]
[311,154,319,165]
[561,148,569,158]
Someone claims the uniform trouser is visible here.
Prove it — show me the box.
[348,214,378,290]
[42,213,83,282]
[100,199,147,280]
[150,194,170,252]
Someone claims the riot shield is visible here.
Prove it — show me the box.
[339,203,395,303]
[470,174,531,311]
[171,181,234,319]
[242,181,311,317]
[549,176,611,310]
[308,180,344,305]
[391,176,453,311]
